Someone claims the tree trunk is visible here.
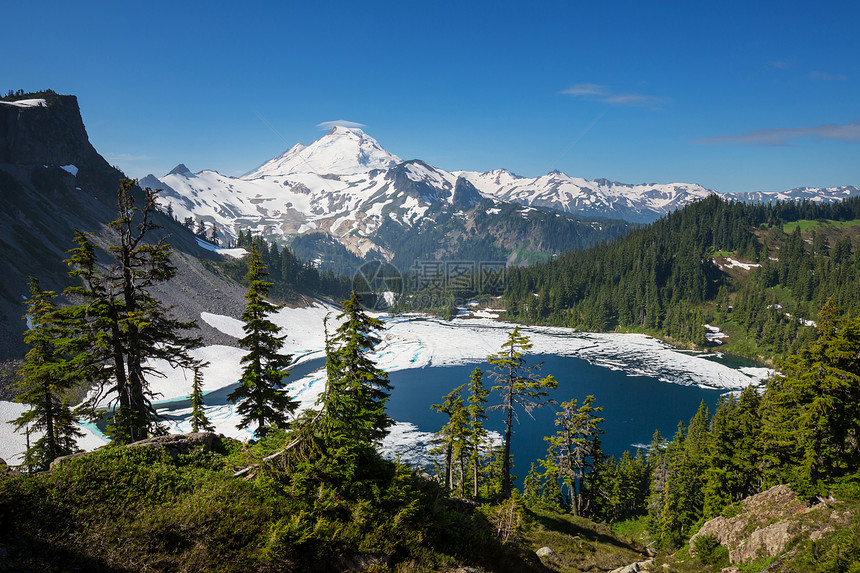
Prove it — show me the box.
[502,398,513,499]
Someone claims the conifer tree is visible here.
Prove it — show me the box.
[488,327,558,499]
[63,179,200,443]
[13,278,83,471]
[318,292,393,446]
[189,367,214,433]
[760,298,860,492]
[466,366,490,498]
[228,243,297,438]
[541,395,605,517]
[431,383,468,492]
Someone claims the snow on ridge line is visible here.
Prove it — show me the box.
[0,98,47,108]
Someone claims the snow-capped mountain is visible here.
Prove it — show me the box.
[730,185,860,204]
[146,126,857,267]
[244,126,402,178]
[456,169,716,223]
[145,130,483,260]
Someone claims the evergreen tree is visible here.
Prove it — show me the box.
[65,180,201,443]
[466,366,490,499]
[760,298,860,493]
[318,292,393,446]
[12,278,83,471]
[488,327,558,498]
[541,395,605,517]
[431,383,469,493]
[189,367,214,433]
[228,243,297,438]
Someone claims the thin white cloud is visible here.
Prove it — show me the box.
[317,120,367,130]
[562,84,667,108]
[562,83,608,97]
[767,60,790,69]
[696,120,860,146]
[807,71,848,81]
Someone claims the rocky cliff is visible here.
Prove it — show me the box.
[0,92,247,384]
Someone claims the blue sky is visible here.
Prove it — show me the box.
[4,1,858,193]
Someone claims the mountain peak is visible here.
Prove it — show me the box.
[167,163,193,176]
[243,126,401,180]
[327,125,367,137]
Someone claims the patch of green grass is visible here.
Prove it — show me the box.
[610,516,651,545]
[524,507,647,572]
[782,219,860,234]
[737,555,777,572]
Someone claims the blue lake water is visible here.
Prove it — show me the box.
[386,354,733,473]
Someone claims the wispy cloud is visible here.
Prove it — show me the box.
[697,120,860,146]
[317,120,367,130]
[767,60,791,70]
[562,84,667,108]
[807,71,847,81]
[107,153,151,162]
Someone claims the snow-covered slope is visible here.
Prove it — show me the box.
[151,129,478,257]
[457,169,715,223]
[243,126,402,178]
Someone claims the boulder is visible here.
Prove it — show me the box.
[0,457,21,477]
[129,432,222,459]
[609,559,653,573]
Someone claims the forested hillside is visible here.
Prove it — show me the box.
[503,195,860,360]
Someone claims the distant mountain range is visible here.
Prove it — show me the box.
[145,126,859,266]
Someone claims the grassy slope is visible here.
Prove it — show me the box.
[0,434,650,573]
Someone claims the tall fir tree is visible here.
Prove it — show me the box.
[760,298,860,493]
[13,278,84,471]
[318,292,393,446]
[487,327,558,499]
[228,243,297,438]
[541,395,605,517]
[64,179,201,443]
[466,366,490,499]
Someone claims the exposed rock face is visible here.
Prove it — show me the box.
[689,484,838,564]
[0,92,248,373]
[0,95,103,167]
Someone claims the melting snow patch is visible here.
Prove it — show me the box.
[704,324,728,344]
[60,164,78,176]
[723,258,761,270]
[201,312,245,338]
[195,237,247,258]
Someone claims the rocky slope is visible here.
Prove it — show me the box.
[687,485,855,569]
[0,93,247,380]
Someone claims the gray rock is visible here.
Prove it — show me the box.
[609,559,653,573]
[536,546,556,558]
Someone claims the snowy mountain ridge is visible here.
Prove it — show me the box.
[148,126,859,262]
